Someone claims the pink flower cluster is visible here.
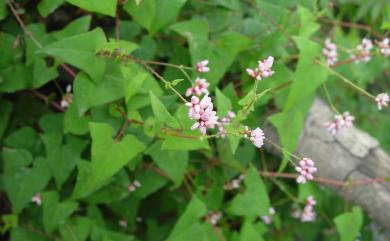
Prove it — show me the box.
[326,111,355,135]
[246,56,275,81]
[352,38,373,62]
[196,60,210,73]
[244,126,265,148]
[60,84,73,108]
[223,174,245,191]
[32,193,42,206]
[205,211,222,225]
[376,93,389,110]
[186,95,218,134]
[295,157,317,184]
[300,196,317,222]
[261,207,276,225]
[128,180,141,192]
[323,38,338,66]
[217,111,236,138]
[378,38,390,56]
[185,77,210,96]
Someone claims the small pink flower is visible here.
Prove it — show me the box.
[205,211,222,225]
[217,111,236,138]
[301,196,317,222]
[261,207,276,225]
[258,56,275,78]
[246,56,275,80]
[342,112,354,127]
[187,94,218,135]
[224,174,245,191]
[185,77,210,96]
[295,158,317,184]
[32,193,42,206]
[326,112,354,135]
[60,84,73,108]
[128,180,141,192]
[353,38,373,62]
[375,93,389,110]
[323,38,338,66]
[196,60,210,73]
[244,126,265,148]
[377,38,390,56]
[246,68,261,80]
[118,219,128,228]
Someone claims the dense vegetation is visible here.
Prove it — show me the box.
[0,0,389,241]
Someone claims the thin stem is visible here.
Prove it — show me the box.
[318,18,383,39]
[144,60,193,70]
[265,137,300,163]
[7,0,77,79]
[30,90,65,112]
[246,0,294,44]
[53,79,64,95]
[127,55,188,103]
[270,177,300,202]
[115,9,120,41]
[322,83,339,114]
[316,60,376,101]
[179,65,195,85]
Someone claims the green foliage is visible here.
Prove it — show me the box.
[124,0,187,35]
[66,0,117,17]
[0,0,388,240]
[334,206,363,241]
[73,123,145,198]
[229,166,270,217]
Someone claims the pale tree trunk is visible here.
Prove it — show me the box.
[264,98,390,233]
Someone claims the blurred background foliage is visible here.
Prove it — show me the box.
[0,0,389,241]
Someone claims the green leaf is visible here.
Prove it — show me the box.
[73,63,125,115]
[97,40,138,54]
[3,155,51,214]
[0,65,33,93]
[298,6,320,37]
[59,217,92,241]
[146,141,188,187]
[240,220,265,241]
[171,79,184,86]
[215,88,232,117]
[172,20,252,86]
[229,165,270,217]
[73,123,146,199]
[334,206,363,241]
[4,127,40,155]
[162,135,210,151]
[39,28,107,83]
[0,214,18,235]
[284,37,328,110]
[11,228,51,241]
[269,95,314,172]
[41,133,88,189]
[64,101,91,135]
[42,191,78,233]
[150,91,180,128]
[38,0,65,17]
[66,0,117,17]
[124,70,147,103]
[133,170,168,199]
[123,0,188,35]
[39,113,64,133]
[167,197,208,241]
[0,0,7,21]
[0,99,12,139]
[2,148,33,174]
[51,16,92,40]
